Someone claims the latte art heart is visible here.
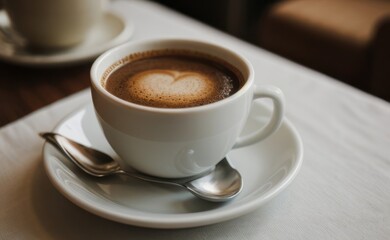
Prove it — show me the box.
[128,70,216,105]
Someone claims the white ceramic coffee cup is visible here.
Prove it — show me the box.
[91,39,285,178]
[3,0,104,49]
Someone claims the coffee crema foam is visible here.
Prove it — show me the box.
[104,49,244,108]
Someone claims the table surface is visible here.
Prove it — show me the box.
[1,0,389,239]
[0,62,91,126]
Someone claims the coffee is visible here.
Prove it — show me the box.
[103,49,244,108]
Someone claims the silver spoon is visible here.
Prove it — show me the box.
[40,132,243,202]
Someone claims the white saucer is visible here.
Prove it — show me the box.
[0,9,134,66]
[43,102,303,229]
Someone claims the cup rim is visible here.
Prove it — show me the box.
[90,38,254,114]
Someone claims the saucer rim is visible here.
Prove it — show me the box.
[0,9,134,66]
[43,104,303,229]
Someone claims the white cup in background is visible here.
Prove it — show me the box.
[3,0,104,49]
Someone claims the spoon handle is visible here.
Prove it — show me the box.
[115,168,203,187]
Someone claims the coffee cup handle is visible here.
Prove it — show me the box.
[233,85,285,149]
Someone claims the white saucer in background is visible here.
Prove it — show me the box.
[43,103,303,229]
[0,9,134,66]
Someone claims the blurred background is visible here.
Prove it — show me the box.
[0,0,389,127]
[153,0,390,102]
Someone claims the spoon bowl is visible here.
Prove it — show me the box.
[40,132,243,202]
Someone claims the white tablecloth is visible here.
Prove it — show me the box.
[1,1,389,239]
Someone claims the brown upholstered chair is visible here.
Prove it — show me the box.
[257,0,390,101]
